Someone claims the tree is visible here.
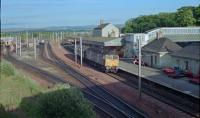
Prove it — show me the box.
[158,13,177,27]
[38,86,96,118]
[193,5,200,25]
[20,85,96,118]
[122,5,199,33]
[175,7,196,26]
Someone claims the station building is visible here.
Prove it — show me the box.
[146,27,200,42]
[171,43,200,75]
[93,22,120,38]
[142,38,182,68]
[123,27,200,58]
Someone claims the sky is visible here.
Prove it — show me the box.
[1,0,199,29]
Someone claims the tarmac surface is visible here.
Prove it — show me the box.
[119,60,200,98]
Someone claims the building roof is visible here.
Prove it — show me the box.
[94,23,110,30]
[82,37,117,42]
[171,43,200,60]
[142,37,182,53]
[164,34,200,42]
[82,37,122,46]
[64,36,122,46]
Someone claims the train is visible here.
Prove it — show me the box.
[79,47,119,73]
[61,39,120,73]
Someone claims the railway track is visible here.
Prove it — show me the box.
[62,43,199,117]
[5,53,128,118]
[46,42,148,118]
[107,71,200,117]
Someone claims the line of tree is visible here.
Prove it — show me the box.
[122,5,200,33]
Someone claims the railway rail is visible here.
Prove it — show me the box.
[4,53,125,118]
[107,70,200,117]
[46,42,148,118]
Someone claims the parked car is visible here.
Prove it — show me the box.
[163,67,186,79]
[162,67,175,74]
[183,70,193,78]
[189,74,200,84]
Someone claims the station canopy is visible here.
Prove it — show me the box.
[82,37,123,47]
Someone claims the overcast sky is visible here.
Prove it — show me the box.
[1,0,199,29]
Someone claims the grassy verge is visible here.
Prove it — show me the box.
[0,59,95,118]
[0,60,42,108]
[0,59,43,118]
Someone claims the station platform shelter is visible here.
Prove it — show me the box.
[63,37,124,57]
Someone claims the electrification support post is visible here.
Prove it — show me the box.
[26,31,29,47]
[74,38,77,64]
[138,37,142,99]
[61,32,63,42]
[58,32,61,48]
[56,32,58,44]
[15,36,18,54]
[19,36,22,56]
[34,38,37,60]
[38,33,40,41]
[80,37,83,67]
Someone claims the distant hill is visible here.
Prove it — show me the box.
[2,24,124,33]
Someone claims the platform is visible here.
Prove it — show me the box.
[119,60,200,98]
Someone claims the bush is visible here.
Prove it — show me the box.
[0,60,15,77]
[0,104,15,118]
[21,84,96,118]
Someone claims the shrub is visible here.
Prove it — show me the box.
[0,104,15,118]
[0,60,15,77]
[21,84,96,118]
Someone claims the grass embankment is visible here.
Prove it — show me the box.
[0,60,96,118]
[0,59,42,118]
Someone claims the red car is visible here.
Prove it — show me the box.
[189,75,200,84]
[162,67,175,74]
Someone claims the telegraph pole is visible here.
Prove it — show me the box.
[138,37,142,99]
[80,37,83,67]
